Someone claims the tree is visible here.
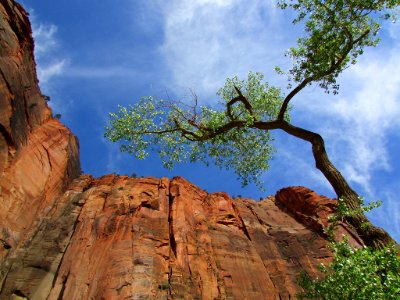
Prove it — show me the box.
[105,0,400,248]
[298,240,400,299]
[297,197,400,299]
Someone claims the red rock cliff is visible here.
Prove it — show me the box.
[0,1,360,299]
[1,175,350,299]
[0,0,80,260]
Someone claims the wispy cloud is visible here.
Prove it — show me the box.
[157,1,400,191]
[276,30,400,241]
[28,10,67,87]
[37,60,66,84]
[159,0,289,100]
[32,23,58,57]
[290,24,400,242]
[301,37,400,194]
[62,66,140,79]
[158,0,400,194]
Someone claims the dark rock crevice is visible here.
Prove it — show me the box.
[12,289,29,299]
[0,239,11,250]
[0,123,13,146]
[56,271,69,300]
[50,191,87,291]
[0,0,33,46]
[233,203,252,241]
[0,2,364,297]
[168,191,177,259]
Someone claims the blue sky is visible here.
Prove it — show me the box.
[21,0,399,242]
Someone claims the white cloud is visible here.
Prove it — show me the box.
[32,23,58,58]
[300,39,400,194]
[62,66,140,79]
[159,0,288,100]
[37,59,66,84]
[157,1,400,198]
[28,10,66,87]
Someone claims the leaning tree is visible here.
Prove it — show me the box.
[105,0,400,248]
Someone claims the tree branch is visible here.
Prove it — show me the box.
[277,78,312,121]
[195,120,247,141]
[226,86,256,121]
[277,28,371,121]
[252,119,393,248]
[172,118,202,141]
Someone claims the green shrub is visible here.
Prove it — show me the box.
[298,197,400,299]
[298,240,400,299]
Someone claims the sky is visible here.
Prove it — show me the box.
[20,0,400,242]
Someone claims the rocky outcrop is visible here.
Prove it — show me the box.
[0,175,359,300]
[0,0,80,261]
[0,1,361,299]
[276,186,336,233]
[276,187,364,246]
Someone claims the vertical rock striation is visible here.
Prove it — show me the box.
[0,1,361,299]
[0,0,80,269]
[1,175,360,299]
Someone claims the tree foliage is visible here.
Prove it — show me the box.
[298,241,400,299]
[298,198,400,300]
[105,0,399,246]
[105,72,283,187]
[278,0,399,92]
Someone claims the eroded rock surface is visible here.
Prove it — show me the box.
[0,1,360,299]
[0,0,80,266]
[1,175,357,300]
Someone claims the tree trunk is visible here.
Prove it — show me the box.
[270,121,394,248]
[196,115,395,248]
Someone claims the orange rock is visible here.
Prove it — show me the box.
[275,186,337,231]
[1,175,355,299]
[0,1,362,299]
[275,186,364,246]
[0,0,80,258]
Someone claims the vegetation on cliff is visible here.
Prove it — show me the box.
[298,197,400,299]
[298,241,400,299]
[105,0,400,248]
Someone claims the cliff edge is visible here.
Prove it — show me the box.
[2,174,346,299]
[0,1,359,299]
[0,0,80,273]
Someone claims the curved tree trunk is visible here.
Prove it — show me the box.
[255,120,395,248]
[281,121,394,248]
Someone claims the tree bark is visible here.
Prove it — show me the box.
[254,120,394,248]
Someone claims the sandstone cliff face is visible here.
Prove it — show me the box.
[0,1,360,299]
[0,0,80,262]
[1,175,350,300]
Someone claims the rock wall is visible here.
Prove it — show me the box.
[1,175,353,299]
[0,1,360,299]
[0,0,80,264]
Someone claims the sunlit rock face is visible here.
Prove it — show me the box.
[0,1,361,299]
[1,174,357,299]
[0,0,80,266]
